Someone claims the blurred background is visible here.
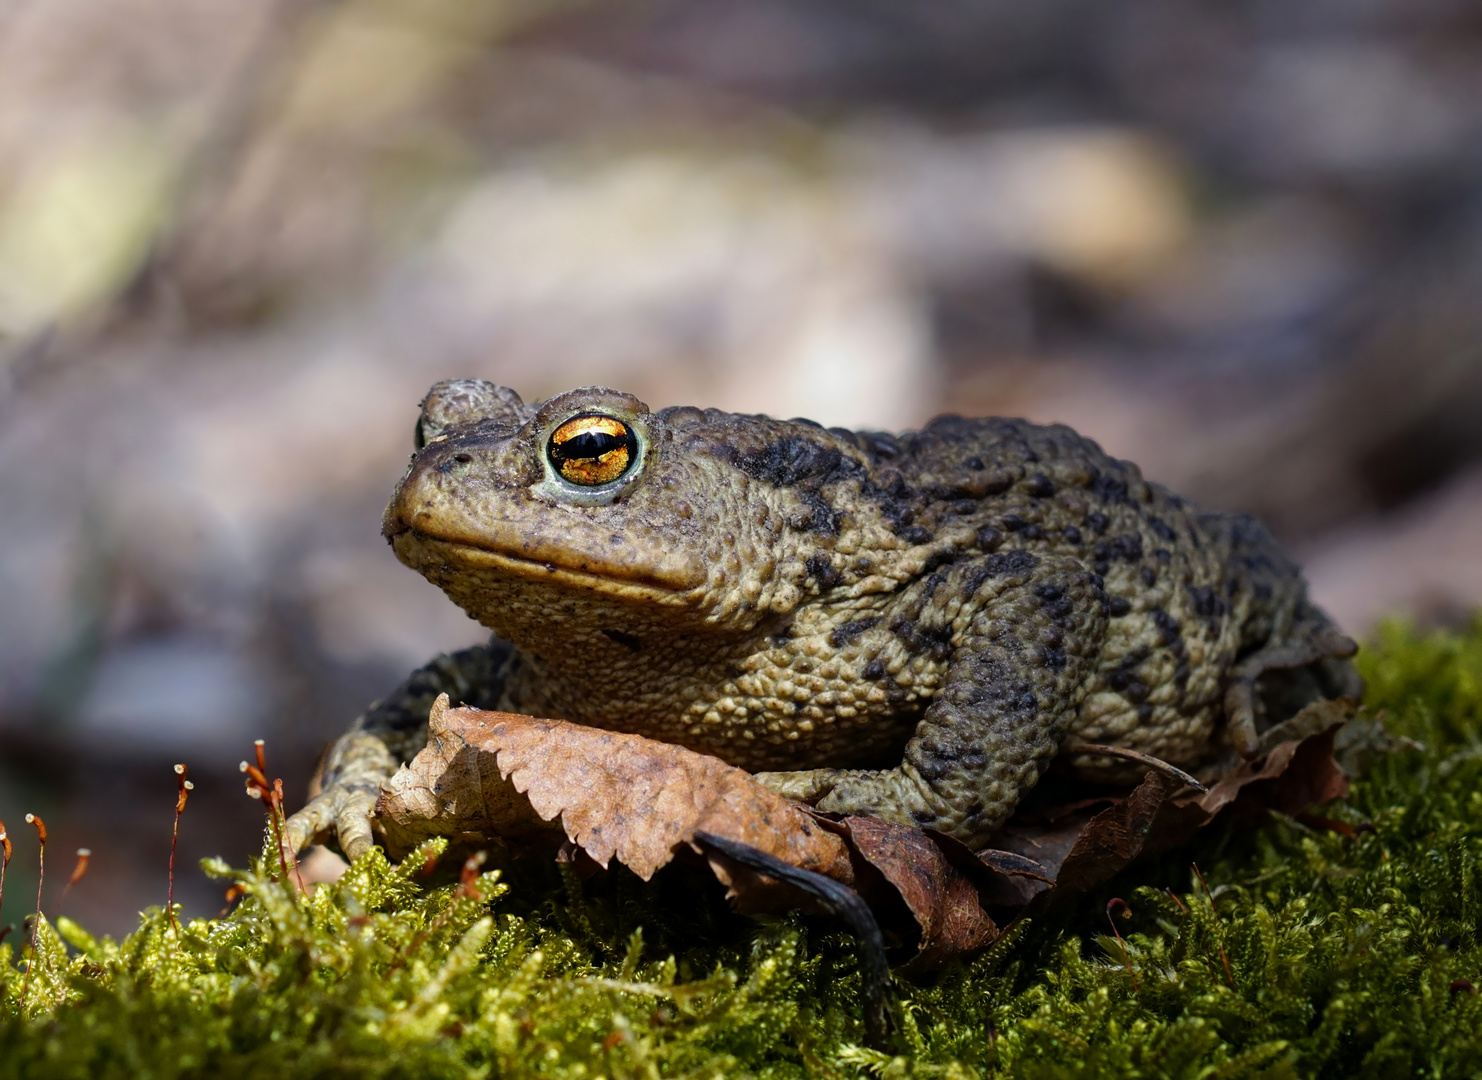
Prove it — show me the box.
[2,0,1481,938]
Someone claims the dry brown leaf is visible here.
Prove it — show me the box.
[836,816,998,965]
[377,695,852,883]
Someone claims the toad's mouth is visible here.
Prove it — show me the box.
[387,525,704,601]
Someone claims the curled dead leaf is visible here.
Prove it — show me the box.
[378,694,852,884]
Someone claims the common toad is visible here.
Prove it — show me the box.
[285,382,1359,857]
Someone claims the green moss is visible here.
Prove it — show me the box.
[4,620,1481,1079]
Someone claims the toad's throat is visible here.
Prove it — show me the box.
[389,526,703,598]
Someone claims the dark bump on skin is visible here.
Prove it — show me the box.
[863,658,887,680]
[961,565,991,598]
[1026,473,1055,498]
[1107,596,1132,617]
[805,553,844,589]
[964,456,984,471]
[980,472,1015,496]
[1149,517,1176,542]
[1085,511,1110,535]
[1021,524,1044,540]
[1140,565,1157,587]
[1001,513,1029,532]
[975,525,1003,551]
[1062,525,1082,545]
[902,525,933,545]
[1156,548,1172,564]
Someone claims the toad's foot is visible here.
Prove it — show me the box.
[283,732,397,859]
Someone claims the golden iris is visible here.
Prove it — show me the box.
[548,414,637,486]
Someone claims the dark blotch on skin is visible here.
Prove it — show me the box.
[1188,584,1227,620]
[985,550,1040,577]
[601,628,642,652]
[1090,469,1130,504]
[1095,534,1144,564]
[798,491,843,536]
[829,617,880,648]
[976,525,1003,551]
[1151,608,1183,648]
[1026,473,1055,498]
[740,436,843,488]
[863,658,887,680]
[1107,596,1132,617]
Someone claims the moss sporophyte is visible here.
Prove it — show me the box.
[3,620,1482,1078]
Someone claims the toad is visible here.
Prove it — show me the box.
[285,381,1360,858]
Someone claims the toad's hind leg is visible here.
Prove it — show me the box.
[754,555,1108,849]
[1223,602,1360,758]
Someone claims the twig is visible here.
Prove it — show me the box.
[1062,742,1208,793]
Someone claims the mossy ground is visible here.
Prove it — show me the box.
[3,621,1480,1079]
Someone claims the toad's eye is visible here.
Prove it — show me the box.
[547,414,638,486]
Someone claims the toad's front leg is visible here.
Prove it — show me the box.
[284,641,511,858]
[754,555,1108,849]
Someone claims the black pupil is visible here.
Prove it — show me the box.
[554,430,626,462]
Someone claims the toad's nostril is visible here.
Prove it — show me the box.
[454,453,473,464]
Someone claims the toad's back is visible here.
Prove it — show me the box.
[832,414,1359,776]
